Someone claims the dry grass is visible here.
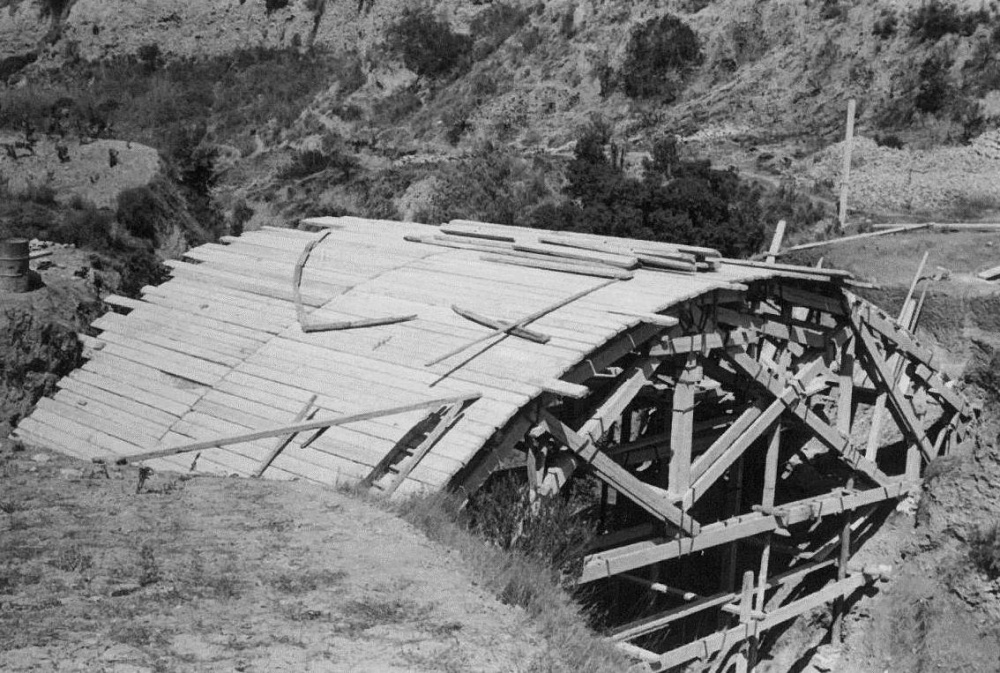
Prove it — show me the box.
[392,491,631,673]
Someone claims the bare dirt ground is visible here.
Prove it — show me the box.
[0,445,550,673]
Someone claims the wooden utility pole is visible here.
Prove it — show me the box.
[839,99,857,230]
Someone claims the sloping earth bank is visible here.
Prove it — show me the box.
[0,444,550,672]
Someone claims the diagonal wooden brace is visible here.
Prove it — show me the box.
[725,349,890,485]
[539,409,701,536]
[850,318,937,463]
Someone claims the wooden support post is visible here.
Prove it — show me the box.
[838,337,855,438]
[668,353,699,491]
[832,502,853,643]
[765,220,787,264]
[839,98,856,230]
[539,410,701,535]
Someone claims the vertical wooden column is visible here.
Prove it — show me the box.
[839,98,856,230]
[668,353,700,492]
[832,479,854,643]
[838,337,855,437]
[719,456,746,628]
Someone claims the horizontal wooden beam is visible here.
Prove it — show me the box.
[715,307,830,348]
[640,573,873,671]
[579,481,913,583]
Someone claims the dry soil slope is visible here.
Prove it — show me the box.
[0,444,549,673]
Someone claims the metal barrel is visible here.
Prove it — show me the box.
[0,238,30,293]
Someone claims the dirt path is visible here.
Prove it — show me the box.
[0,445,547,672]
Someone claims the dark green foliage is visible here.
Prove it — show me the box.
[412,146,552,225]
[876,133,905,149]
[116,186,161,240]
[264,0,290,14]
[915,53,952,114]
[873,10,898,38]
[908,0,991,42]
[0,306,90,426]
[969,523,1000,579]
[279,146,360,182]
[470,3,530,58]
[759,182,828,234]
[467,473,596,581]
[34,0,71,19]
[526,126,764,257]
[820,0,846,21]
[230,200,254,236]
[385,7,472,79]
[616,14,702,100]
[115,249,169,298]
[136,44,162,74]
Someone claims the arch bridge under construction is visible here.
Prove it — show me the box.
[14,216,974,672]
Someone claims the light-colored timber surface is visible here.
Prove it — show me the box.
[14,217,816,494]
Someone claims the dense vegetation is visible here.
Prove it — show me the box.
[526,128,764,257]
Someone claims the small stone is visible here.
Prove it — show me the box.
[31,453,51,463]
[109,583,142,597]
[59,468,83,480]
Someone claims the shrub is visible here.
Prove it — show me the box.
[116,249,169,298]
[875,133,905,149]
[969,523,1000,579]
[820,0,846,21]
[116,185,162,240]
[526,125,764,256]
[265,0,290,14]
[466,473,596,581]
[278,146,360,181]
[908,0,990,42]
[873,10,898,38]
[470,3,530,57]
[915,53,952,114]
[386,7,473,78]
[616,14,702,100]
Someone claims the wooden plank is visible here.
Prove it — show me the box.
[451,304,551,344]
[605,309,679,328]
[721,258,854,280]
[253,394,317,478]
[539,410,701,536]
[779,225,930,256]
[425,279,617,366]
[57,373,186,423]
[689,401,769,484]
[839,98,856,229]
[580,481,912,583]
[383,403,465,494]
[715,307,830,348]
[511,241,640,269]
[479,253,635,280]
[112,393,483,465]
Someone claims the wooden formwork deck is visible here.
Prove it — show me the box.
[14,216,973,670]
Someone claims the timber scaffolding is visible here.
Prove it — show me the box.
[14,216,973,671]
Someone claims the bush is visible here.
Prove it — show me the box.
[969,523,1000,579]
[875,133,905,149]
[278,146,360,182]
[908,1,990,42]
[386,7,473,78]
[915,53,952,114]
[265,0,290,14]
[873,10,898,38]
[470,3,530,57]
[616,14,702,100]
[116,185,162,240]
[525,125,764,257]
[115,249,169,298]
[466,473,596,581]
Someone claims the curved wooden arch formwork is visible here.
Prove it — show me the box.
[450,278,973,673]
[11,216,972,672]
